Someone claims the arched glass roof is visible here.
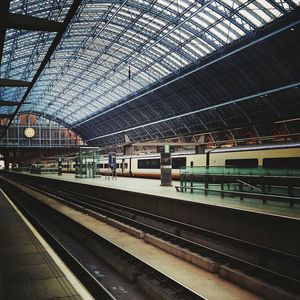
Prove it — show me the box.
[0,0,299,127]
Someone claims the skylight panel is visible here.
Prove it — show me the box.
[151,17,168,29]
[134,71,155,83]
[92,87,105,96]
[275,1,293,10]
[191,15,208,28]
[215,21,238,40]
[116,84,129,95]
[209,26,228,43]
[221,0,239,9]
[100,78,115,88]
[291,0,300,5]
[10,0,298,124]
[168,31,186,43]
[164,53,183,69]
[185,42,206,57]
[227,17,248,36]
[92,99,105,107]
[149,63,169,77]
[171,51,189,65]
[249,3,274,23]
[113,86,129,98]
[208,7,223,20]
[198,8,217,24]
[70,106,92,116]
[118,10,138,20]
[136,13,153,26]
[149,44,167,57]
[166,0,189,14]
[103,93,118,104]
[156,0,170,7]
[239,9,263,27]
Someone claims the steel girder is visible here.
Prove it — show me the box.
[3,0,297,126]
[76,19,300,146]
[0,0,83,140]
[1,0,299,145]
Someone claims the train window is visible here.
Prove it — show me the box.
[138,159,160,169]
[104,163,109,168]
[124,163,128,169]
[99,164,104,168]
[116,163,120,168]
[225,159,258,168]
[172,157,187,169]
[263,157,300,168]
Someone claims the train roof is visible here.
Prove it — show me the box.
[98,142,300,160]
[41,142,299,163]
[210,142,300,153]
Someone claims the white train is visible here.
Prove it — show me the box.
[59,143,300,179]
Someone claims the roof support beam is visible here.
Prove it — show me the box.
[0,0,10,65]
[7,13,62,32]
[0,78,30,87]
[0,0,83,140]
[0,114,12,119]
[86,82,300,142]
[0,100,20,106]
[73,15,300,129]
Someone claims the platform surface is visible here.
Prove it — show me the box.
[0,189,83,300]
[26,172,300,219]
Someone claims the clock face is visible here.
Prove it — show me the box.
[24,127,36,138]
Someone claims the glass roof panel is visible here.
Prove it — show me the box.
[2,0,297,125]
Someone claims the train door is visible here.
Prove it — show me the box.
[83,158,87,176]
[121,158,125,175]
[206,152,210,169]
[129,157,132,176]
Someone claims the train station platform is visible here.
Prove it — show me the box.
[5,171,300,257]
[27,172,300,219]
[1,177,263,300]
[0,187,91,299]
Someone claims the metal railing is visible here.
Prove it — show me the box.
[180,166,300,177]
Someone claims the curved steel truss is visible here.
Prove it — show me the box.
[1,0,299,126]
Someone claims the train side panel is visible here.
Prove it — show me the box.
[210,148,300,167]
[39,144,299,179]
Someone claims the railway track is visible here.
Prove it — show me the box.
[8,175,300,300]
[0,177,205,300]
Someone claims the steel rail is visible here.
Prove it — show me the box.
[1,177,206,300]
[0,179,116,300]
[15,178,300,297]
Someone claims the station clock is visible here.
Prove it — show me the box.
[24,127,36,139]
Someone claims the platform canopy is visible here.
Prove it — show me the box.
[0,0,299,145]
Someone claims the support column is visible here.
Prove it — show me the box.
[160,146,172,187]
[124,144,134,155]
[4,155,9,171]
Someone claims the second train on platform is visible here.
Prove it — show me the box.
[59,143,300,179]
